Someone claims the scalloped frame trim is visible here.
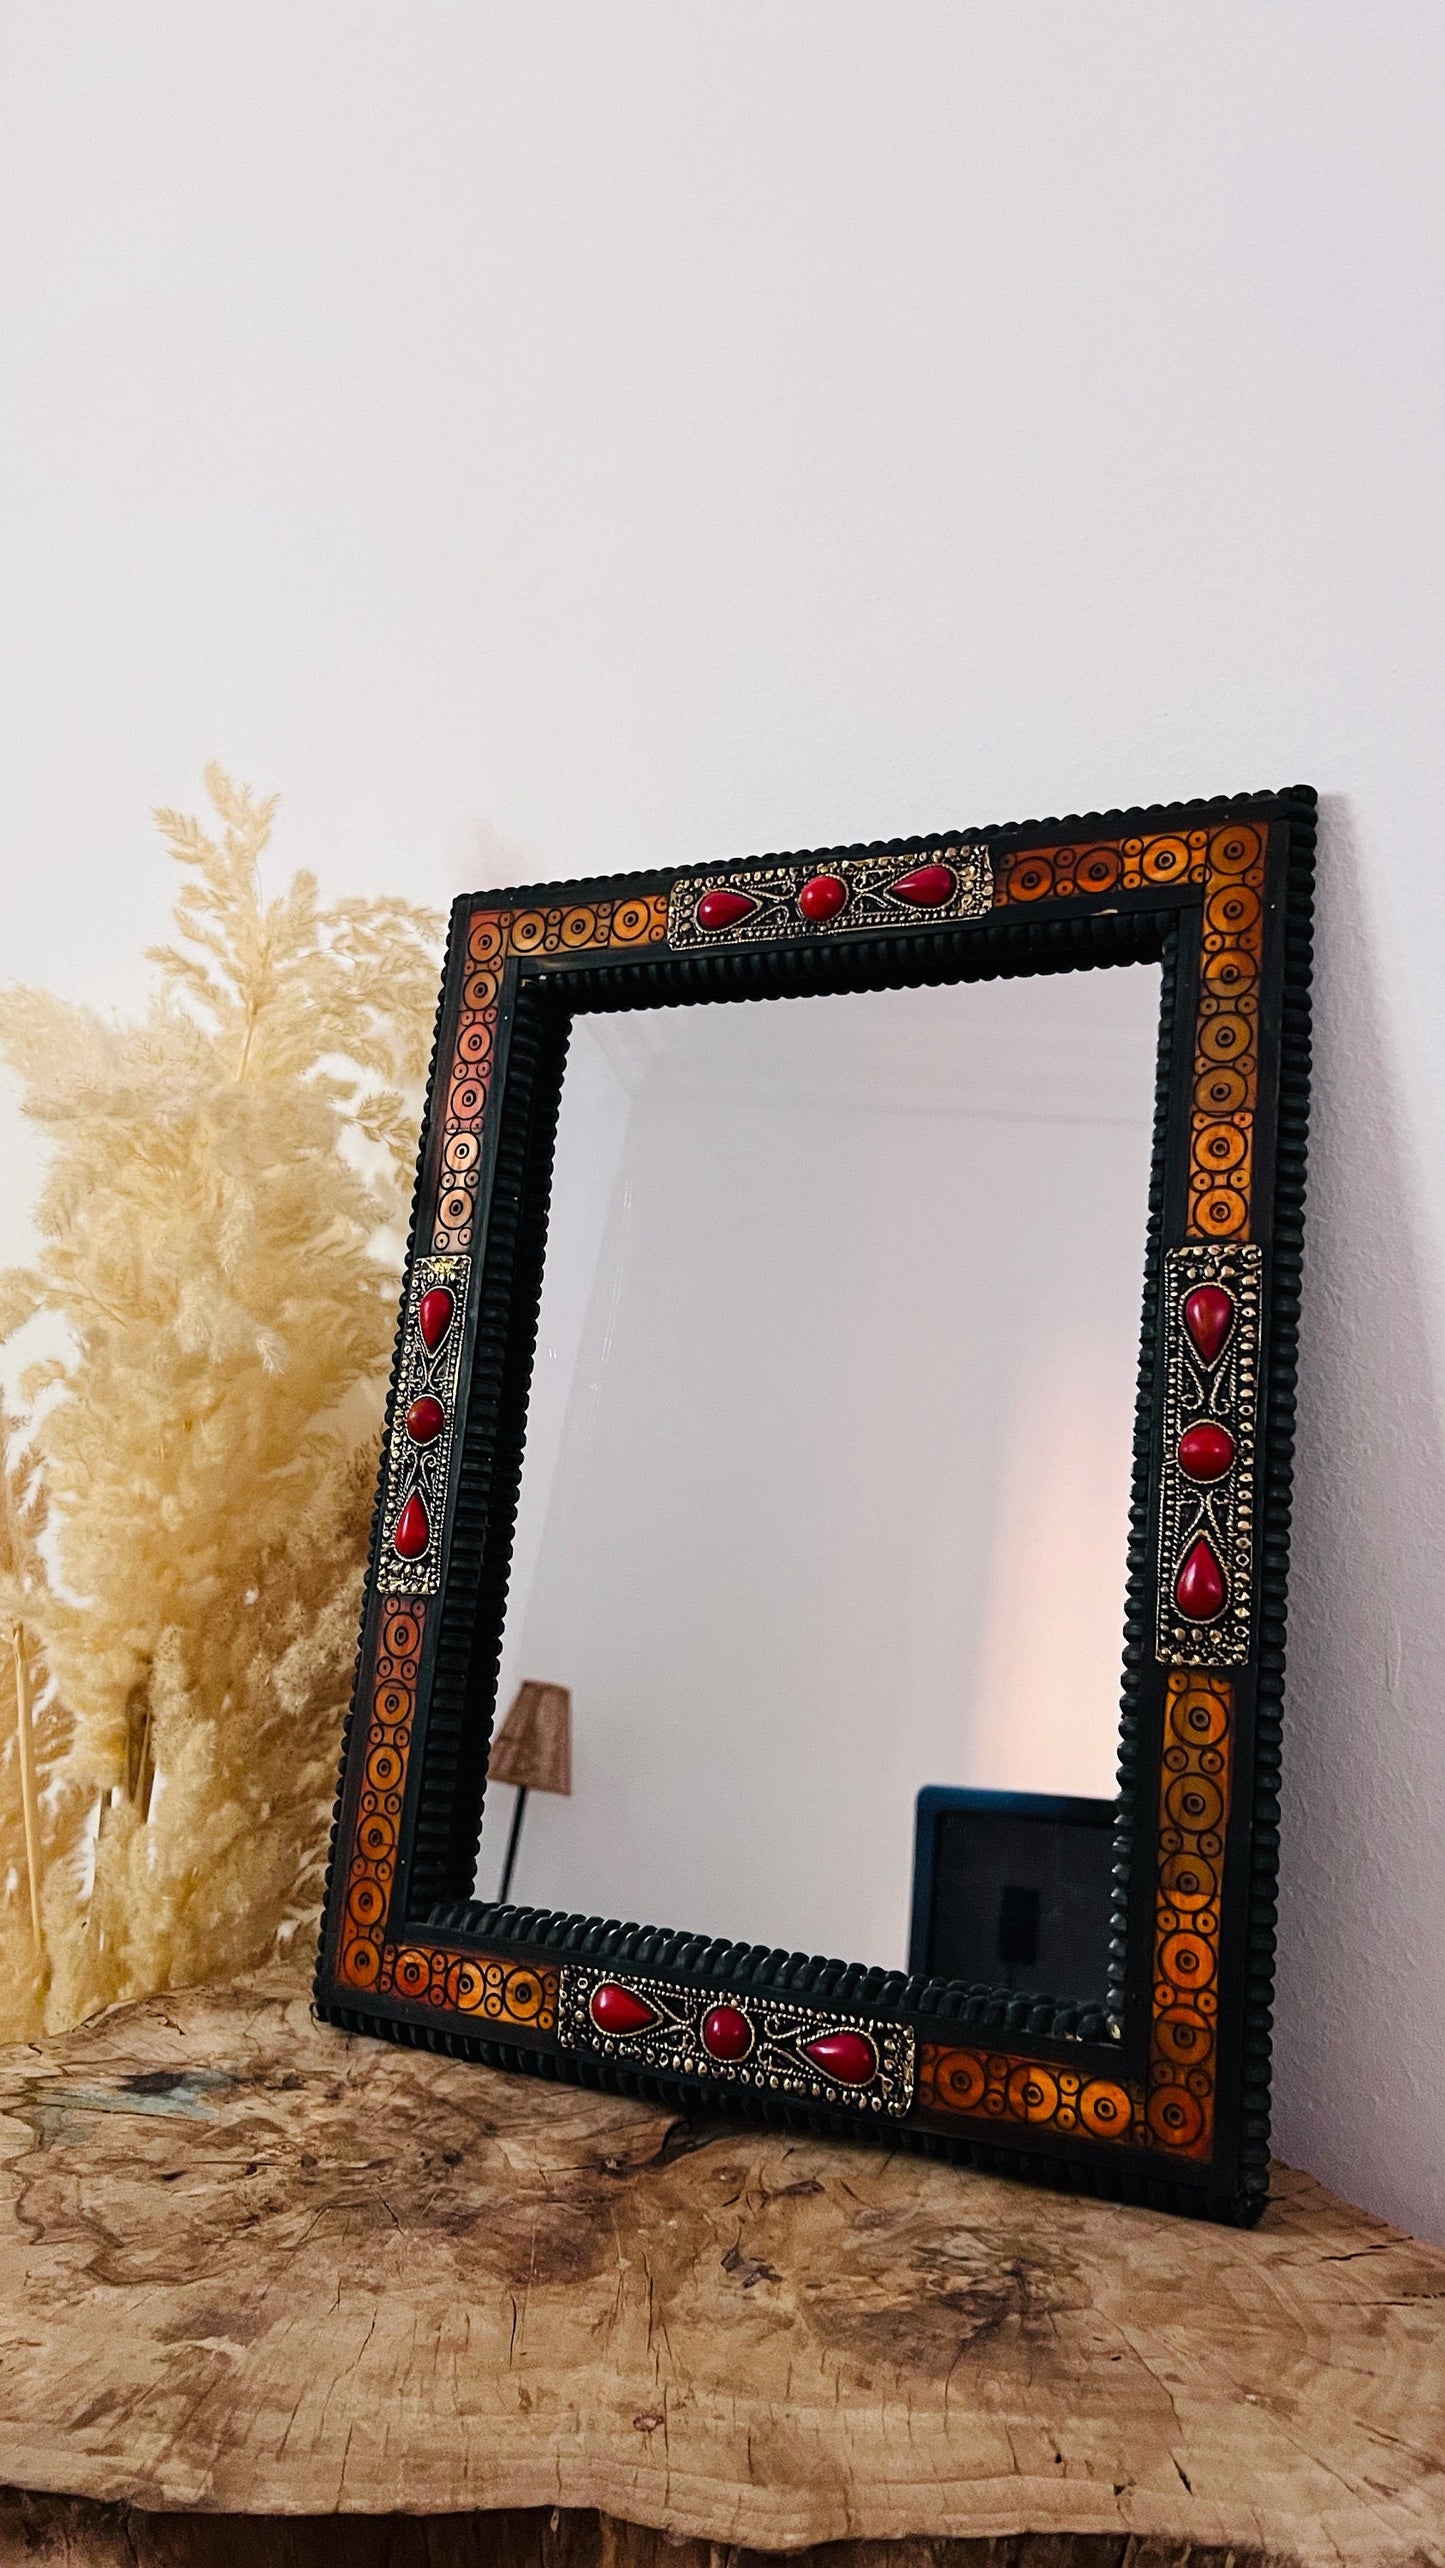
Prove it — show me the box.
[317,787,1315,2225]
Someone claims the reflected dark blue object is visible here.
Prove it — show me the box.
[908,1786,1116,2000]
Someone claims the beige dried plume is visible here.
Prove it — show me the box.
[0,767,442,2037]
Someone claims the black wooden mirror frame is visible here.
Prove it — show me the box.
[316,785,1315,2224]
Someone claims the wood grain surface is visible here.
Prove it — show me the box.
[0,1970,1442,2566]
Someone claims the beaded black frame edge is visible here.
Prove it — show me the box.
[315,787,1315,2226]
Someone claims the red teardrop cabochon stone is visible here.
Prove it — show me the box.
[418,1286,456,1353]
[405,1395,446,1446]
[888,863,956,908]
[701,2004,753,2062]
[798,873,848,923]
[392,1491,431,1559]
[804,2030,878,2085]
[1177,1420,1235,1483]
[589,1982,659,2037]
[1174,1537,1227,1621]
[695,888,757,932]
[1183,1285,1234,1366]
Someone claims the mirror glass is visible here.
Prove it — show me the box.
[478,964,1160,1990]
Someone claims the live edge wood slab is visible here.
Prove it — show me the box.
[0,1973,1442,2568]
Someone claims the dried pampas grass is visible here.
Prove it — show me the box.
[0,767,442,2038]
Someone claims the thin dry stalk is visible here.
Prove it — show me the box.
[9,1625,42,1953]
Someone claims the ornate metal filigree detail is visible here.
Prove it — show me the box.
[558,1966,915,2117]
[379,1253,469,1597]
[667,844,991,950]
[1157,1241,1261,1667]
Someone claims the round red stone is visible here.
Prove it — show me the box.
[1183,1285,1234,1366]
[695,888,757,931]
[589,1982,658,2037]
[701,2004,753,2062]
[799,873,848,923]
[392,1491,431,1559]
[405,1395,446,1446]
[1174,1536,1227,1621]
[804,2030,877,2086]
[1178,1420,1235,1482]
[888,863,956,908]
[418,1286,456,1353]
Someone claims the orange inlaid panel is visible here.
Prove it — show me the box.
[1188,823,1264,1244]
[337,1595,424,1994]
[334,1589,558,2029]
[1145,1669,1232,2157]
[919,2044,1144,2145]
[434,894,668,1255]
[387,1945,557,2027]
[996,830,1210,906]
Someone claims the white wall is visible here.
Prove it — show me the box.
[481,975,1158,1968]
[2,1,1444,2237]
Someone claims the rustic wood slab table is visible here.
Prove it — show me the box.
[0,1968,1442,2567]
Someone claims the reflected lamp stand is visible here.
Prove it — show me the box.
[488,1681,572,1905]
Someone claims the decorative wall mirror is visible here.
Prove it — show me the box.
[317,788,1315,2224]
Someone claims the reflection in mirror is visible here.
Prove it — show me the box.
[477,965,1161,1991]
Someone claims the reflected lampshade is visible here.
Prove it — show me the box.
[487,1681,572,1796]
